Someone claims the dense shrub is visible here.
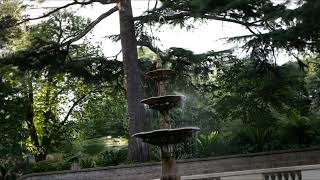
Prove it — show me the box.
[79,158,94,169]
[31,160,70,173]
[95,149,127,167]
[0,158,25,180]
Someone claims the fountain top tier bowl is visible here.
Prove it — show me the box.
[145,69,175,81]
[133,127,200,146]
[141,95,184,111]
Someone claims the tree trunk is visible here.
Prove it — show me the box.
[118,0,149,162]
[42,74,53,160]
[25,73,43,161]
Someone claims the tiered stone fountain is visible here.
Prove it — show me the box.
[133,57,199,180]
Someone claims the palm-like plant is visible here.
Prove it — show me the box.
[196,131,219,158]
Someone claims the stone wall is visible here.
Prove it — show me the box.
[19,147,320,180]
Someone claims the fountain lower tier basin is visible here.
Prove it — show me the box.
[133,127,200,146]
[141,95,183,111]
[146,69,175,81]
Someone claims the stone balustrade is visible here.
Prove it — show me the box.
[173,164,320,180]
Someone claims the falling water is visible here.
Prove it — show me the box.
[144,104,150,110]
[173,91,187,109]
[180,95,187,126]
[144,103,159,130]
[172,91,188,127]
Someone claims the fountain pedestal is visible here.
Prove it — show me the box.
[133,58,199,180]
[134,127,199,179]
[161,158,179,180]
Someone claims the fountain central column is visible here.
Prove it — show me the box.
[157,75,170,129]
[133,56,199,180]
[156,58,178,180]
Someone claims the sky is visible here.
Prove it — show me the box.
[24,0,292,64]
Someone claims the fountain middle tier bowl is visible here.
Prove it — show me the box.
[141,95,183,111]
[145,69,175,81]
[133,127,200,146]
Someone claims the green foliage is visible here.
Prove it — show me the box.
[79,158,95,169]
[196,131,220,157]
[305,57,320,113]
[30,11,90,45]
[213,59,320,154]
[210,60,313,153]
[95,149,128,167]
[81,143,105,157]
[231,125,277,153]
[31,160,70,173]
[75,88,128,140]
[274,108,320,146]
[216,60,308,124]
[0,158,25,180]
[30,148,128,172]
[0,0,23,47]
[0,9,125,161]
[0,70,26,157]
[0,1,26,158]
[248,0,320,53]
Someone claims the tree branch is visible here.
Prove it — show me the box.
[201,14,261,27]
[92,0,117,5]
[45,92,87,147]
[60,94,88,127]
[61,6,119,46]
[106,49,122,60]
[57,86,110,130]
[19,2,78,25]
[134,12,261,27]
[18,0,117,25]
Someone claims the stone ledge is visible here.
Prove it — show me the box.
[177,146,320,164]
[19,146,320,180]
